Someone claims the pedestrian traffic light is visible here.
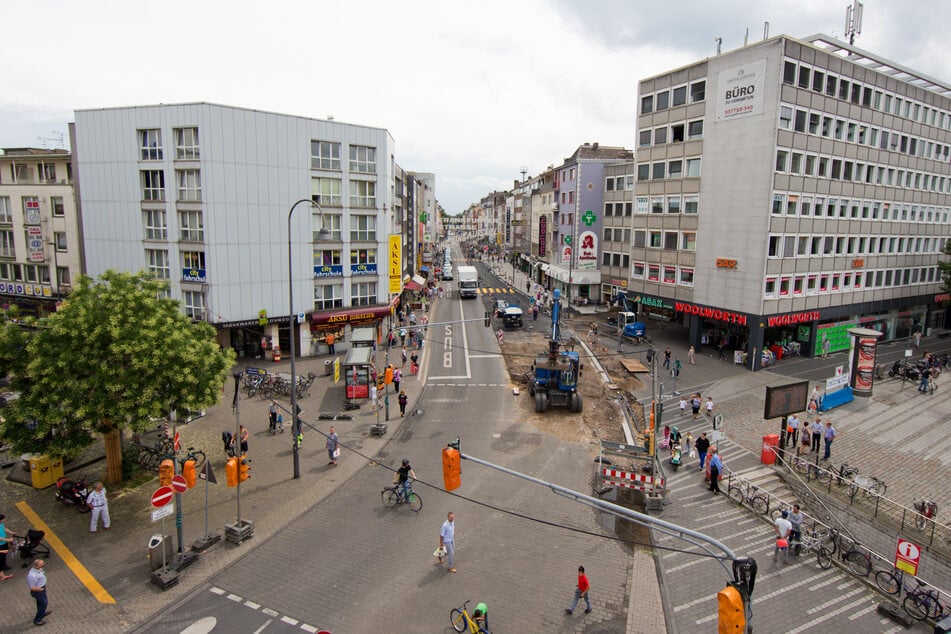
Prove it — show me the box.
[442,446,461,491]
[225,457,239,487]
[159,459,174,487]
[717,583,746,632]
[239,458,250,483]
[182,459,196,488]
[385,365,393,384]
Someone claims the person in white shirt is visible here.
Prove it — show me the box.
[705,397,715,417]
[87,482,110,533]
[773,510,792,564]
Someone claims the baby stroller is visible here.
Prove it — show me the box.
[669,442,683,471]
[15,530,51,567]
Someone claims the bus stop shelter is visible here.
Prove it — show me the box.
[343,346,375,407]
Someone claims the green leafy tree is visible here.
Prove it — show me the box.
[0,271,235,483]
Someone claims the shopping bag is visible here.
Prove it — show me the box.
[433,546,447,561]
[333,448,340,459]
[689,449,696,458]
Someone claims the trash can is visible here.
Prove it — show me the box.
[761,434,779,465]
[324,359,333,376]
[875,363,885,379]
[148,534,173,571]
[29,455,55,489]
[49,456,64,482]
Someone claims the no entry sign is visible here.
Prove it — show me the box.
[151,486,174,508]
[171,474,188,493]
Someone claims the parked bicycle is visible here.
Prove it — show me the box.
[728,479,770,515]
[817,529,871,576]
[381,481,422,512]
[178,446,206,470]
[789,526,833,557]
[833,463,887,498]
[450,599,491,633]
[913,497,938,530]
[791,455,832,482]
[877,569,948,621]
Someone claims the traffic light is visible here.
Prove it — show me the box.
[385,365,393,384]
[225,457,239,487]
[182,459,196,488]
[717,583,746,632]
[239,458,250,483]
[442,446,461,491]
[159,459,174,487]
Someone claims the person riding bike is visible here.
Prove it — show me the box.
[394,459,417,503]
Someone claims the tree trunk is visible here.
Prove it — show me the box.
[103,425,123,484]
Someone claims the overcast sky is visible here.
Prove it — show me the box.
[3,0,949,214]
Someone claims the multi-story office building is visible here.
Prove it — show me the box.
[0,148,82,316]
[633,34,951,366]
[72,103,396,358]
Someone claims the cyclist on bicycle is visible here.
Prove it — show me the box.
[394,459,417,503]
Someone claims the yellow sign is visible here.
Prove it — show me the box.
[389,235,402,293]
[333,356,340,383]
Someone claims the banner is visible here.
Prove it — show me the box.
[716,60,766,122]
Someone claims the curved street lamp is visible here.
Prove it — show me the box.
[289,198,329,479]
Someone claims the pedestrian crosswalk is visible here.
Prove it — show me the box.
[477,287,515,295]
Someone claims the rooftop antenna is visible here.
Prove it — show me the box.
[743,27,749,47]
[37,131,65,149]
[519,165,528,181]
[844,0,863,46]
[763,21,769,40]
[715,37,722,55]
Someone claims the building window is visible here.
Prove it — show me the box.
[311,141,341,170]
[641,95,653,114]
[655,90,669,110]
[349,145,377,174]
[664,232,678,250]
[654,127,667,145]
[350,248,377,265]
[637,164,649,180]
[315,249,342,266]
[684,195,699,214]
[680,267,694,286]
[0,230,14,258]
[314,283,343,310]
[690,81,705,102]
[686,158,701,177]
[633,230,646,248]
[139,129,163,160]
[652,162,665,179]
[668,160,683,179]
[146,249,170,279]
[349,214,376,241]
[632,262,645,278]
[650,197,664,214]
[765,277,777,297]
[178,209,204,242]
[317,213,342,241]
[181,251,205,270]
[647,264,660,281]
[667,196,681,213]
[349,180,376,207]
[176,169,201,201]
[648,231,662,248]
[312,177,342,206]
[144,209,167,240]
[174,127,200,160]
[602,251,611,266]
[783,61,796,84]
[663,266,676,284]
[638,130,651,147]
[682,232,696,251]
[0,197,12,223]
[183,290,205,320]
[57,266,71,287]
[54,232,67,251]
[688,120,703,140]
[50,196,65,217]
[142,170,166,201]
[672,86,687,106]
[351,281,377,306]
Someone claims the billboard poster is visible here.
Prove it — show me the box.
[538,216,547,256]
[561,245,572,266]
[577,231,597,271]
[716,60,767,121]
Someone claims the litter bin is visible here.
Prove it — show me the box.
[875,363,885,379]
[761,434,779,465]
[49,456,64,482]
[148,534,173,571]
[324,359,333,376]
[29,455,55,489]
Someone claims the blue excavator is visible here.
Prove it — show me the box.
[529,289,583,413]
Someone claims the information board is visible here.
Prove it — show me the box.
[763,380,810,419]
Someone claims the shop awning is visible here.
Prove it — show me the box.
[545,263,601,285]
[404,280,423,291]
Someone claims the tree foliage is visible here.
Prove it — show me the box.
[0,271,235,469]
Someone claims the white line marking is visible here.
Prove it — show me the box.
[789,596,871,633]
[226,593,243,603]
[209,587,225,595]
[244,600,260,609]
[281,615,300,625]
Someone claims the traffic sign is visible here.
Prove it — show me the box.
[711,430,726,442]
[171,474,187,493]
[151,504,174,522]
[712,414,723,430]
[151,485,174,508]
[895,538,921,575]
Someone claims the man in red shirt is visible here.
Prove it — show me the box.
[565,565,592,615]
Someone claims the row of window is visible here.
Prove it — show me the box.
[605,175,635,191]
[770,192,950,224]
[0,195,66,222]
[314,281,378,309]
[0,229,68,258]
[767,233,944,258]
[775,147,951,195]
[603,228,632,243]
[142,209,377,244]
[763,266,940,299]
[314,249,376,266]
[0,262,71,287]
[779,104,951,163]
[139,128,201,161]
[636,157,702,181]
[3,160,67,185]
[141,169,201,202]
[633,229,697,251]
[781,59,951,132]
[632,262,694,287]
[640,80,706,115]
[311,177,378,208]
[635,195,700,215]
[638,119,704,148]
[311,141,377,174]
[601,251,630,269]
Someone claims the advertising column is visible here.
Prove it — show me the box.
[847,328,883,397]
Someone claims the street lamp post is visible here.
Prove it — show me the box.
[289,198,329,480]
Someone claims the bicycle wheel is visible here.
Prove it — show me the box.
[817,546,833,569]
[450,608,467,632]
[751,495,770,515]
[875,570,900,595]
[867,480,886,498]
[915,513,927,530]
[728,486,744,505]
[814,466,833,483]
[382,489,399,508]
[408,492,422,513]
[190,450,206,469]
[903,594,929,621]
[793,459,810,476]
[247,387,256,398]
[846,551,871,577]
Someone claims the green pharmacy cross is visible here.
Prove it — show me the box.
[581,210,597,226]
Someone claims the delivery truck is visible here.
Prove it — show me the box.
[457,265,479,298]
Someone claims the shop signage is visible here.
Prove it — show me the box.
[581,210,597,226]
[635,295,673,310]
[577,231,597,271]
[674,301,748,325]
[311,301,398,327]
[561,245,572,266]
[766,310,820,327]
[716,60,766,122]
[388,235,401,279]
[851,259,865,268]
[350,263,378,276]
[935,293,951,303]
[219,315,290,328]
[182,268,206,283]
[715,258,737,269]
[538,216,547,255]
[0,282,52,297]
[314,265,343,278]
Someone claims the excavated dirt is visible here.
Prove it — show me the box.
[499,315,645,445]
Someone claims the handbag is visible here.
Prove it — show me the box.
[333,448,340,459]
[433,546,447,560]
[776,538,788,548]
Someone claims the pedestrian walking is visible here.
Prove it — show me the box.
[708,447,724,495]
[810,418,823,453]
[822,421,837,460]
[87,482,110,533]
[0,514,13,579]
[565,565,592,615]
[399,328,407,347]
[799,425,811,456]
[587,324,597,345]
[788,504,804,548]
[27,559,49,626]
[688,345,696,364]
[718,338,727,361]
[268,400,279,432]
[672,358,682,378]
[439,512,456,573]
[810,384,823,412]
[532,304,539,321]
[239,425,249,454]
[821,336,831,358]
[679,397,687,417]
[785,413,800,448]
[705,396,715,417]
[325,332,336,355]
[684,431,693,453]
[695,432,710,469]
[398,390,408,416]
[326,426,339,466]
[663,347,672,370]
[691,394,702,420]
[392,367,401,393]
[617,330,624,353]
[526,281,531,293]
[410,352,419,375]
[401,345,408,368]
[773,510,792,564]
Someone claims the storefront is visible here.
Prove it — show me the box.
[543,263,601,302]
[219,315,291,359]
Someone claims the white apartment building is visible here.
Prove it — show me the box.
[0,148,81,316]
[72,103,396,358]
[633,34,951,367]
